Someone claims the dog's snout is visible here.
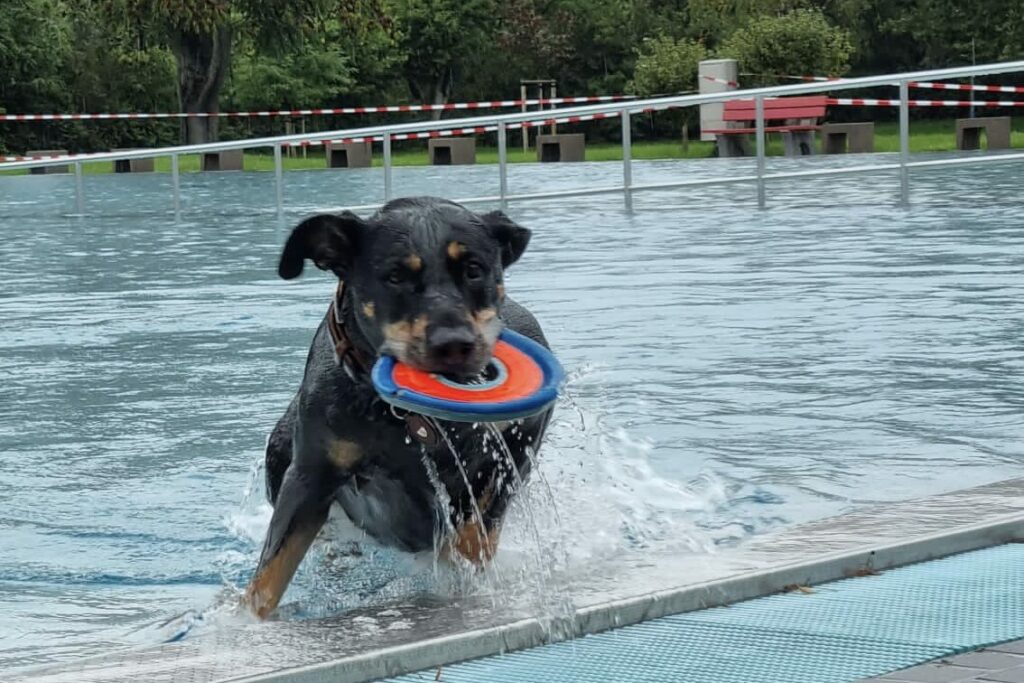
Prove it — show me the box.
[427,326,476,366]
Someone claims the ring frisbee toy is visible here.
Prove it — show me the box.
[371,329,564,422]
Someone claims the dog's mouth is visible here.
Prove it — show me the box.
[444,360,502,385]
[431,353,495,382]
[381,312,502,379]
[383,340,493,379]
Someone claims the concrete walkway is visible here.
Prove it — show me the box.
[12,479,1024,683]
[862,641,1024,682]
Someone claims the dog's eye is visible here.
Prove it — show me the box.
[464,261,484,281]
[386,269,405,285]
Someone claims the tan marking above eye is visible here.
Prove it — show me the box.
[403,254,423,272]
[362,302,375,319]
[447,241,467,260]
[327,439,362,469]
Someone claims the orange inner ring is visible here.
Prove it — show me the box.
[392,340,543,403]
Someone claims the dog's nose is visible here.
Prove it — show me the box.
[427,326,476,367]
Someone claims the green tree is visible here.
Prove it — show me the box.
[63,0,178,149]
[384,0,497,117]
[688,0,875,57]
[557,0,648,94]
[688,0,800,44]
[334,1,406,103]
[0,0,72,153]
[103,0,333,143]
[228,39,355,111]
[719,9,854,84]
[0,0,71,113]
[631,36,707,97]
[886,0,1024,69]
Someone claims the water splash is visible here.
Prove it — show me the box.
[203,365,729,634]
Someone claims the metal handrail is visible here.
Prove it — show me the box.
[6,58,1024,217]
[3,59,1024,171]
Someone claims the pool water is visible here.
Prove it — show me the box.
[2,155,1023,673]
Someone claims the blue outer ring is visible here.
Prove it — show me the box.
[371,329,564,422]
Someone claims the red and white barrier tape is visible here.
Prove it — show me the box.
[829,97,1024,108]
[701,75,739,88]
[2,109,648,160]
[281,110,646,148]
[739,73,841,83]
[0,95,634,123]
[1,152,88,162]
[910,81,1024,94]
[784,75,840,82]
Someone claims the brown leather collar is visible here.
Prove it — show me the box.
[327,283,442,447]
[326,282,374,379]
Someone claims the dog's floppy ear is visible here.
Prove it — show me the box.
[278,212,365,280]
[480,210,531,268]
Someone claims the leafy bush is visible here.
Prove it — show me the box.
[631,36,708,97]
[719,9,853,85]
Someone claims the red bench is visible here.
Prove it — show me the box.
[704,96,829,156]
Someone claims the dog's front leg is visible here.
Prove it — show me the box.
[244,464,335,619]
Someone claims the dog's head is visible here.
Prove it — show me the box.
[278,197,530,377]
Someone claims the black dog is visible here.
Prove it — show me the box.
[244,197,552,618]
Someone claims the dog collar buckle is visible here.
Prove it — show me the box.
[403,413,440,448]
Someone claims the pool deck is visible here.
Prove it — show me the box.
[860,641,1024,683]
[11,477,1024,683]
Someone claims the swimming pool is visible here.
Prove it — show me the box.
[2,154,1023,673]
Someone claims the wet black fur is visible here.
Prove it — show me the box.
[254,197,551,596]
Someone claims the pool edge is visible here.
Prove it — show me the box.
[232,492,1024,683]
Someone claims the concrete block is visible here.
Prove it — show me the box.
[783,130,817,156]
[536,134,585,162]
[326,141,372,168]
[201,149,244,171]
[956,116,1011,151]
[716,135,750,157]
[429,137,476,165]
[26,150,69,174]
[822,122,875,154]
[112,149,154,173]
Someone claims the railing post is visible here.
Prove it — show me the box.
[383,134,393,201]
[899,79,910,206]
[755,95,766,209]
[73,161,84,214]
[621,109,632,209]
[171,153,181,219]
[273,143,284,225]
[498,122,508,209]
[520,83,528,153]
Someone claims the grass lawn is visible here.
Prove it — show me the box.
[4,117,1024,176]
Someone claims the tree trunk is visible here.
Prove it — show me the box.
[409,67,454,122]
[171,25,232,145]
